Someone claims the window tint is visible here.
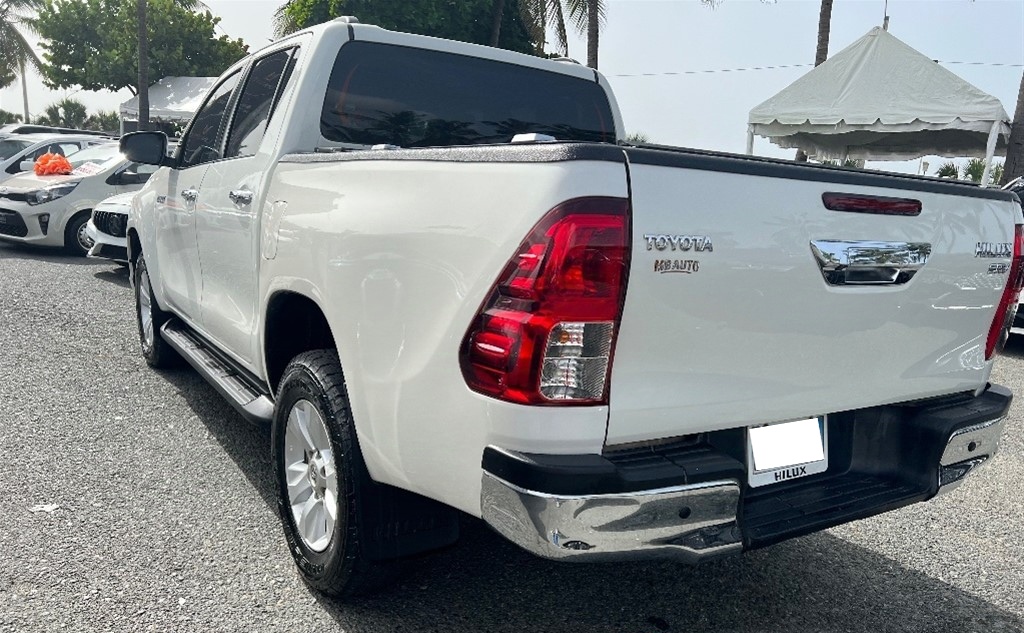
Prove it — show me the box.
[181,71,241,168]
[321,42,615,148]
[119,161,159,185]
[225,49,296,159]
[0,139,31,160]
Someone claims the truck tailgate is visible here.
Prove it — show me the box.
[606,148,1021,446]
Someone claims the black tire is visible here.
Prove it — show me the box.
[64,212,94,257]
[134,254,181,368]
[272,350,394,597]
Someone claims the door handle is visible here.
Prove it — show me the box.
[180,188,199,203]
[229,189,253,205]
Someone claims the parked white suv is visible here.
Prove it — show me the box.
[0,144,157,255]
[0,133,111,184]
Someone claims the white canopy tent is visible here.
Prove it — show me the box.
[747,27,1011,185]
[119,76,218,131]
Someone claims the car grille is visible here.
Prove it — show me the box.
[0,192,28,202]
[0,209,28,237]
[93,210,127,238]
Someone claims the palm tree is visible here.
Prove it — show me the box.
[1002,71,1024,185]
[273,1,300,37]
[490,0,506,46]
[814,0,833,67]
[137,0,149,130]
[36,97,88,128]
[0,0,43,124]
[935,162,960,179]
[795,0,834,163]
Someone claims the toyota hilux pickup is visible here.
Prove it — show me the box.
[120,17,1024,597]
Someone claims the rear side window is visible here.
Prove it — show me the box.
[321,41,615,148]
[225,48,296,159]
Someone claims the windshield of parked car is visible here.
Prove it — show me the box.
[68,145,122,173]
[0,139,32,160]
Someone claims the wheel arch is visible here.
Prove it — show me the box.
[62,208,93,232]
[264,290,338,394]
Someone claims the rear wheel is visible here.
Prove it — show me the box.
[272,350,391,597]
[64,212,94,257]
[134,254,180,368]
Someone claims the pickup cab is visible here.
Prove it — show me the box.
[120,17,1023,597]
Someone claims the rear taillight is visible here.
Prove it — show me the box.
[460,197,630,405]
[986,224,1024,360]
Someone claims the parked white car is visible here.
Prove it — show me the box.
[0,133,111,184]
[86,192,134,262]
[0,144,158,255]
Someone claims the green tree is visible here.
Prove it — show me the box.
[35,96,88,128]
[625,132,650,144]
[275,0,537,54]
[1,0,43,123]
[85,109,119,132]
[34,0,247,126]
[0,109,23,124]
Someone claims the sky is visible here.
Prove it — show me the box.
[2,0,1022,174]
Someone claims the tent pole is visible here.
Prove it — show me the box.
[746,126,754,155]
[980,120,1000,187]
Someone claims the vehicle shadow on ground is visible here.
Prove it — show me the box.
[327,525,1023,633]
[0,242,102,265]
[153,361,1023,633]
[158,368,277,509]
[93,266,130,288]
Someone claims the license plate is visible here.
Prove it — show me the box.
[747,416,828,487]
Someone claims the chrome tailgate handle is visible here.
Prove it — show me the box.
[810,240,932,286]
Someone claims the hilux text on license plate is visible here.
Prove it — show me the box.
[747,416,828,487]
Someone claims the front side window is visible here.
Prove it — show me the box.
[320,42,615,148]
[225,49,296,159]
[180,71,241,168]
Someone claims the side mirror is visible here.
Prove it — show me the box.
[120,131,168,166]
[19,160,34,172]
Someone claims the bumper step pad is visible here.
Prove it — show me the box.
[742,474,923,549]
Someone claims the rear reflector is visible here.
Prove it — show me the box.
[822,192,922,216]
[986,224,1024,360]
[461,197,630,405]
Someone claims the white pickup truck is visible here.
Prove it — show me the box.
[120,17,1023,597]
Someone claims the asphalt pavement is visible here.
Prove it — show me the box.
[1,241,1022,633]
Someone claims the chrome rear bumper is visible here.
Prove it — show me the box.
[482,474,742,562]
[936,414,1006,493]
[481,385,1010,563]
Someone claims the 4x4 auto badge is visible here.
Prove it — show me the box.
[645,233,712,274]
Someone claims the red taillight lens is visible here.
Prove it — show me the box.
[986,224,1024,360]
[461,197,630,405]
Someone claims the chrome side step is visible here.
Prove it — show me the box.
[161,320,274,425]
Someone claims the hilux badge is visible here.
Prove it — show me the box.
[976,242,1012,258]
